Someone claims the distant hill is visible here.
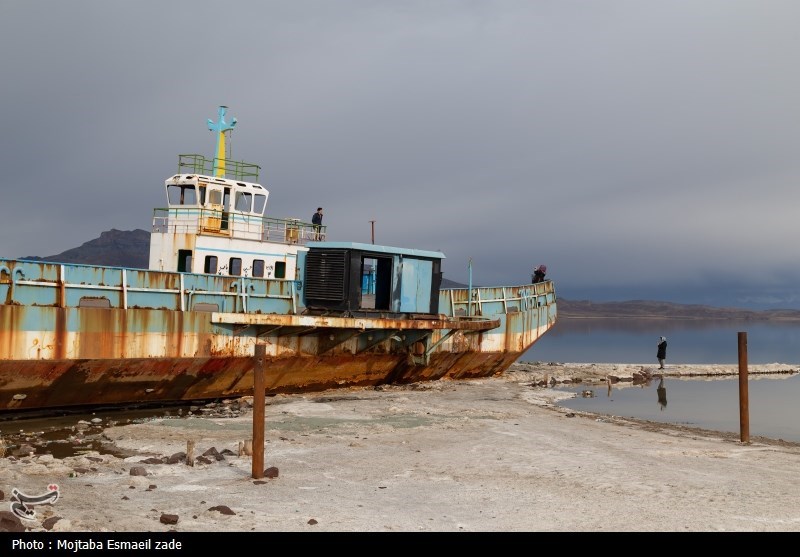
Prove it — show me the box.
[557,299,800,321]
[21,229,150,269]
[19,229,800,320]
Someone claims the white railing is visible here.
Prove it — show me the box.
[152,208,326,246]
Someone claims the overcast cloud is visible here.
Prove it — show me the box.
[1,1,799,309]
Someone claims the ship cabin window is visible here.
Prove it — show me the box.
[229,257,242,276]
[253,194,267,215]
[252,259,265,278]
[178,250,192,273]
[167,184,199,206]
[208,189,223,205]
[274,261,286,279]
[204,255,218,274]
[235,191,252,212]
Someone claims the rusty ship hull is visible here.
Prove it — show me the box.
[0,258,557,412]
[0,107,557,413]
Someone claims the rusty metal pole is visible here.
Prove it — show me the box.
[738,332,750,443]
[370,220,375,244]
[252,344,266,479]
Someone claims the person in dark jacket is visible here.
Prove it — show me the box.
[532,264,547,283]
[312,207,323,240]
[657,336,667,369]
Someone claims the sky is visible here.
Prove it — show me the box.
[2,1,800,310]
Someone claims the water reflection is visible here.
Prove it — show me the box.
[657,377,667,411]
[553,374,800,443]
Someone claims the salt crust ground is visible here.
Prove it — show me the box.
[1,362,799,533]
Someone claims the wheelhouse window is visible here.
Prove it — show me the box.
[167,184,198,206]
[252,259,265,278]
[235,191,252,212]
[204,255,218,274]
[253,194,267,215]
[229,257,242,276]
[274,261,286,279]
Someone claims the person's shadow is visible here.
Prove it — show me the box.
[657,377,668,411]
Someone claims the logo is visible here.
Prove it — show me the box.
[10,484,60,520]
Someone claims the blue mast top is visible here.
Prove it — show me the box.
[207,106,237,177]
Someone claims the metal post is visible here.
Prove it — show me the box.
[252,344,266,478]
[737,332,750,443]
[370,220,375,244]
[468,258,473,317]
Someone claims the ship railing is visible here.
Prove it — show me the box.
[178,154,260,182]
[152,208,326,246]
[439,280,556,317]
[0,258,301,315]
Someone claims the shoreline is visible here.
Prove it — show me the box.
[2,362,800,532]
[507,360,800,385]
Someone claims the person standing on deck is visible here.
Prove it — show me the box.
[657,336,667,369]
[312,207,324,240]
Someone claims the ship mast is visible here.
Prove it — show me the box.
[207,105,237,177]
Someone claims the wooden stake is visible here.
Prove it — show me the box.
[738,332,750,443]
[186,440,195,467]
[252,344,266,478]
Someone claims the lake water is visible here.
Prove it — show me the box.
[517,318,800,442]
[519,317,800,364]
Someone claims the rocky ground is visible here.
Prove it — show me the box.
[1,361,799,533]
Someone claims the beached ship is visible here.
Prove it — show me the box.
[0,107,557,412]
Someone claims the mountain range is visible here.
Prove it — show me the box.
[20,229,800,320]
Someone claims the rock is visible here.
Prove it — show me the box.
[160,514,179,525]
[208,505,235,515]
[139,457,164,464]
[146,485,157,491]
[167,452,186,464]
[308,518,318,525]
[0,489,4,501]
[202,447,225,461]
[41,516,62,531]
[196,456,213,465]
[0,511,25,532]
[264,467,279,479]
[129,466,147,476]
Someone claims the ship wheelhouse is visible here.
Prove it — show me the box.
[148,154,324,280]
